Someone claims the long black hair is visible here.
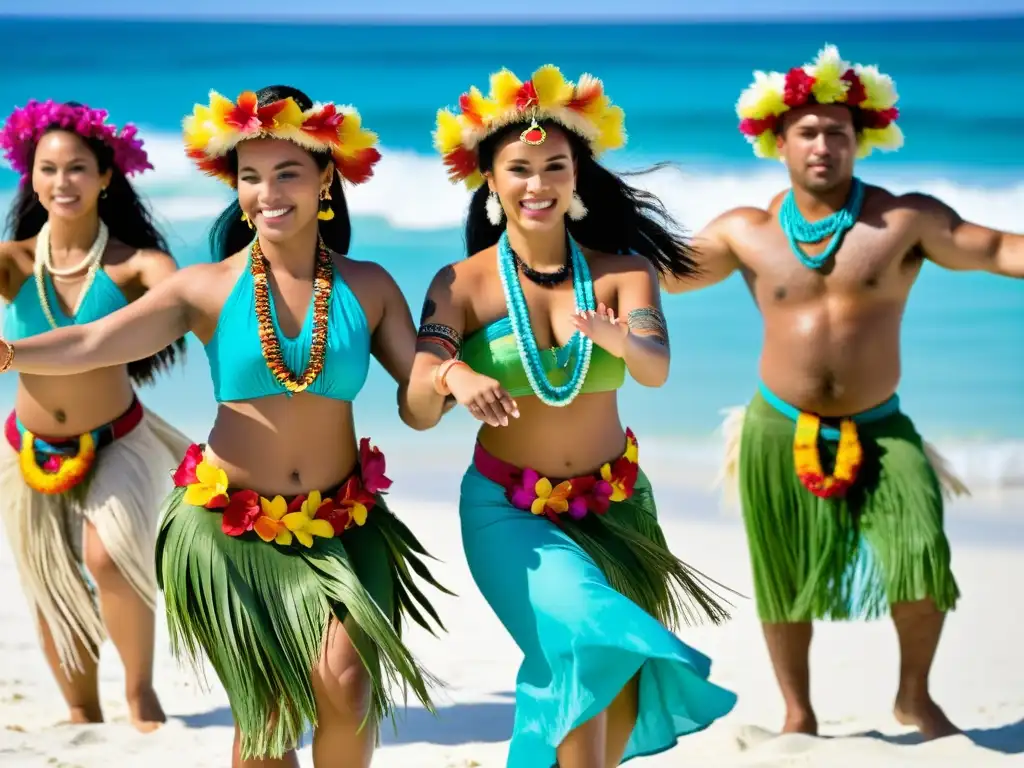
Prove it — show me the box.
[464,119,699,279]
[208,85,351,261]
[3,105,185,385]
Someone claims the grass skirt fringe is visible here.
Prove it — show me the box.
[155,486,448,760]
[730,391,963,623]
[0,409,189,672]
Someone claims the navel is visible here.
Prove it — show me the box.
[290,469,301,485]
[54,409,66,424]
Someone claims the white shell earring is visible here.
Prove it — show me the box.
[485,190,504,226]
[568,190,588,221]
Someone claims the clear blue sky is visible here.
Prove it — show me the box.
[3,0,1023,19]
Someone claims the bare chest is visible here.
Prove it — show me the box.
[740,218,918,304]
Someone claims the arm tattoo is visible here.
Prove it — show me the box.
[626,307,668,346]
[419,297,437,325]
[416,322,462,360]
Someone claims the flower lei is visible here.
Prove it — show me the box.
[1,100,151,182]
[433,64,626,189]
[19,432,96,495]
[172,438,392,546]
[793,414,863,499]
[509,429,639,524]
[736,44,902,160]
[182,90,381,187]
[251,235,333,395]
[497,230,595,407]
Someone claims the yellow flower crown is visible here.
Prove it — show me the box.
[182,90,381,187]
[433,64,626,189]
[737,44,903,160]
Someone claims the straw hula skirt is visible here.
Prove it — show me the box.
[155,438,449,760]
[460,430,737,767]
[720,384,968,623]
[0,397,191,673]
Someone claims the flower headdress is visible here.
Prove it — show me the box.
[737,44,902,160]
[0,100,152,182]
[182,90,381,187]
[433,64,626,189]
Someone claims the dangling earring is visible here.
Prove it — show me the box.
[485,191,504,226]
[241,211,254,229]
[318,186,335,221]
[100,187,108,199]
[568,190,587,221]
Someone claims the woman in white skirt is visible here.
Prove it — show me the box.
[0,100,190,731]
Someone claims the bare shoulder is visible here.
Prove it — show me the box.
[0,238,34,269]
[585,248,658,282]
[887,189,958,219]
[434,246,491,298]
[336,253,401,297]
[702,204,773,236]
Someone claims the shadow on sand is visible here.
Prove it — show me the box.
[176,692,516,747]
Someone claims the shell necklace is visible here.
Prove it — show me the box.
[34,220,109,329]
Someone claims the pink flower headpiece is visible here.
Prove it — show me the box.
[0,99,153,182]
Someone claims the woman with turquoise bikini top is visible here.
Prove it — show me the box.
[404,65,737,768]
[0,100,188,733]
[1,84,446,768]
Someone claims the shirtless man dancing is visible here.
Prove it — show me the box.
[662,45,1024,740]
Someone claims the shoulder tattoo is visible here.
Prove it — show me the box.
[417,322,462,360]
[626,307,668,346]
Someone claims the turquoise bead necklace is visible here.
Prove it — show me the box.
[779,176,865,270]
[496,230,596,407]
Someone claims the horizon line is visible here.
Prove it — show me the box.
[2,10,1023,23]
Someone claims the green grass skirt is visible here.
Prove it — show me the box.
[155,486,449,759]
[739,391,960,623]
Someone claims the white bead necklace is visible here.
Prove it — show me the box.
[33,220,109,329]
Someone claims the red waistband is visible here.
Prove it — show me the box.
[471,431,640,521]
[5,397,145,452]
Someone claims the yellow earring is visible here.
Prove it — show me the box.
[318,186,335,221]
[241,211,254,229]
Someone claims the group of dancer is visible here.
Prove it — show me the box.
[0,44,1020,767]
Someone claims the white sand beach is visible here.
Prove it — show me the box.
[1,475,1022,768]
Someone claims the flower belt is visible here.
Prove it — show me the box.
[473,428,640,524]
[758,383,899,499]
[4,397,144,495]
[173,437,393,548]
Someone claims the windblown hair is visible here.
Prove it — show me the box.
[464,120,699,279]
[4,104,185,385]
[209,85,351,261]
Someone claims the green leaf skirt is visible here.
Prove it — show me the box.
[154,484,450,760]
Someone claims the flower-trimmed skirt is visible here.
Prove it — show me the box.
[155,438,449,760]
[459,429,738,767]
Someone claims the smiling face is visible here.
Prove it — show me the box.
[31,130,111,222]
[777,104,858,193]
[485,125,577,233]
[235,138,332,243]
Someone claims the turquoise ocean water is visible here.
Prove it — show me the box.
[1,16,1022,490]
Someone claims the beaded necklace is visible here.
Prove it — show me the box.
[778,177,865,270]
[250,235,334,395]
[33,221,108,329]
[496,230,595,407]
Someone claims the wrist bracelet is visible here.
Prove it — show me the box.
[433,358,467,396]
[0,341,14,374]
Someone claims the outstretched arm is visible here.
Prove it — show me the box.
[367,267,420,427]
[1,266,193,376]
[661,210,743,294]
[574,259,671,388]
[911,194,1024,278]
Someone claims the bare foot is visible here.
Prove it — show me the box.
[782,710,818,736]
[127,688,166,733]
[58,705,103,726]
[894,697,961,740]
